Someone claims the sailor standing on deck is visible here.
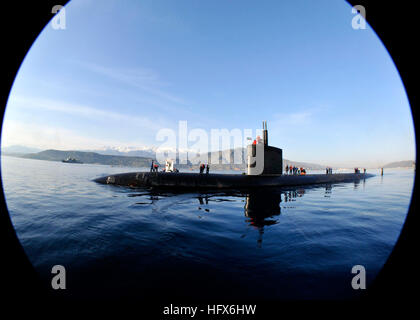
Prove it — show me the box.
[206,164,209,174]
[286,165,289,175]
[150,160,154,172]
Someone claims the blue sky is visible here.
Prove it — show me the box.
[1,0,415,167]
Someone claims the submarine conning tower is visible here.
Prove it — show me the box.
[247,121,283,176]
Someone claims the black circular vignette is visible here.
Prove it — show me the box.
[346,0,419,303]
[0,0,417,313]
[0,1,70,308]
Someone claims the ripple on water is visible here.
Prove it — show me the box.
[1,156,414,299]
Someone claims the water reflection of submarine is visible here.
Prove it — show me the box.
[245,191,281,221]
[244,188,306,224]
[243,191,282,247]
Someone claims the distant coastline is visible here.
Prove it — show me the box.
[1,147,415,171]
[382,160,416,169]
[3,149,153,168]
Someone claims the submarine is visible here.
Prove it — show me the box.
[94,121,373,189]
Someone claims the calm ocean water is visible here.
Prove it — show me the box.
[1,156,415,300]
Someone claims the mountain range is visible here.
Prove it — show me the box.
[383,160,415,168]
[2,147,324,170]
[1,145,415,170]
[1,145,42,155]
[17,149,153,168]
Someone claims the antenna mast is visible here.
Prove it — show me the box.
[263,120,268,146]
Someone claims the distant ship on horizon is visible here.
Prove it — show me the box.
[62,157,83,164]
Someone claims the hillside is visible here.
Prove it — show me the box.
[383,160,415,168]
[16,148,326,171]
[20,149,153,167]
[183,148,324,171]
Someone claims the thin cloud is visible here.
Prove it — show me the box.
[1,119,154,151]
[268,110,313,135]
[9,95,163,131]
[76,61,188,106]
[288,111,312,124]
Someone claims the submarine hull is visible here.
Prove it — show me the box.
[94,172,373,189]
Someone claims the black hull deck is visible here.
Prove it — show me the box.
[94,172,373,190]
